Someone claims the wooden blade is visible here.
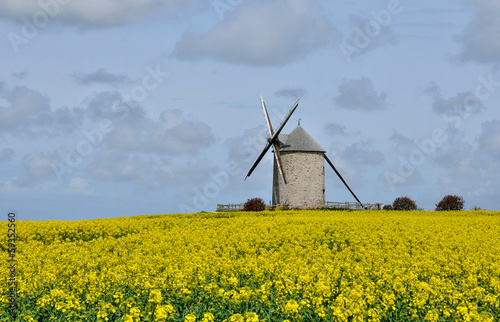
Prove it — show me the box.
[261,96,274,136]
[273,142,287,185]
[324,154,362,207]
[245,97,300,181]
[244,141,273,180]
[268,98,300,145]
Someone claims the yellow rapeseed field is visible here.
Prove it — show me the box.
[1,210,500,321]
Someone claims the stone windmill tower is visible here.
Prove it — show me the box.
[245,97,362,209]
[272,125,326,208]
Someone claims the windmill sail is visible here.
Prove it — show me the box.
[260,96,287,185]
[244,98,300,181]
[324,154,362,207]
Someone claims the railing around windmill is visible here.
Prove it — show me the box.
[216,202,383,212]
[324,201,383,210]
[216,203,245,212]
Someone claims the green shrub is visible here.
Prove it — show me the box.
[383,204,393,210]
[435,195,464,211]
[392,197,417,211]
[243,198,266,212]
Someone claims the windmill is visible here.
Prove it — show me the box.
[245,97,362,209]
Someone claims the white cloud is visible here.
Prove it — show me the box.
[12,71,27,80]
[456,0,500,63]
[83,107,215,186]
[22,152,59,179]
[5,151,61,188]
[0,85,83,136]
[0,86,49,131]
[85,148,149,183]
[151,156,218,186]
[69,177,91,190]
[340,142,384,166]
[274,88,308,99]
[334,77,387,111]
[327,140,385,193]
[86,147,219,191]
[0,0,198,26]
[328,140,384,170]
[325,123,348,137]
[344,14,399,54]
[103,109,213,155]
[83,91,145,123]
[390,133,415,149]
[73,69,129,85]
[0,84,215,190]
[174,0,336,66]
[425,83,484,116]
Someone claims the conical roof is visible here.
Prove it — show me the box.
[278,126,325,153]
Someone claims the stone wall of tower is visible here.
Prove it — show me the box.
[272,152,325,209]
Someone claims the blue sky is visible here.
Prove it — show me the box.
[1,0,499,221]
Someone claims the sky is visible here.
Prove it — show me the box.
[1,0,499,221]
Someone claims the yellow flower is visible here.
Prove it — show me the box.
[155,306,168,321]
[424,309,439,322]
[8,210,500,322]
[245,312,259,322]
[149,289,162,304]
[228,276,239,286]
[123,315,133,322]
[165,304,175,314]
[284,300,300,314]
[229,313,244,322]
[316,307,326,318]
[201,313,215,322]
[97,310,108,319]
[130,307,141,321]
